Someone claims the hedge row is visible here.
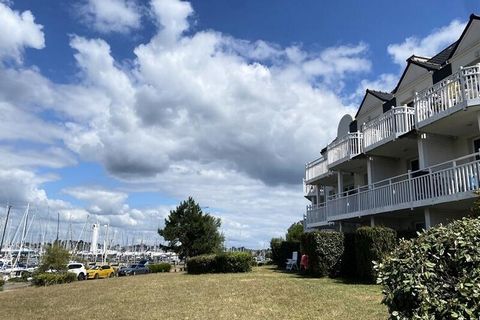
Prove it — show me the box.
[270,240,300,269]
[299,226,396,282]
[354,226,397,283]
[32,272,77,286]
[148,263,172,273]
[301,231,344,277]
[376,217,480,319]
[187,252,252,274]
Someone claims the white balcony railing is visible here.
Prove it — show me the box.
[305,152,480,227]
[327,132,363,167]
[305,203,327,225]
[305,156,329,182]
[415,64,480,126]
[362,106,415,151]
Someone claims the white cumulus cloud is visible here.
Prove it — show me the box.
[0,2,44,62]
[79,0,142,34]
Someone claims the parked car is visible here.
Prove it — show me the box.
[86,265,115,279]
[67,263,87,280]
[118,264,149,276]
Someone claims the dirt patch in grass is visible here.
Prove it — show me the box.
[0,266,387,320]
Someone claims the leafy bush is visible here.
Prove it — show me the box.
[38,244,70,272]
[270,240,300,269]
[187,252,253,274]
[32,272,77,286]
[0,278,4,289]
[148,263,172,273]
[8,271,32,283]
[301,231,344,277]
[215,252,252,273]
[355,226,396,283]
[187,254,217,274]
[376,218,480,319]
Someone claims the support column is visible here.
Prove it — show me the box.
[337,171,344,194]
[370,216,375,227]
[424,208,431,229]
[367,157,373,185]
[417,133,427,169]
[338,222,343,233]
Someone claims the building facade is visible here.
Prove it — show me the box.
[304,14,480,233]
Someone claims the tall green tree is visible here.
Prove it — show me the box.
[39,244,70,272]
[286,221,304,242]
[158,197,224,259]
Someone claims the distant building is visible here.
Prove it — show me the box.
[304,14,480,232]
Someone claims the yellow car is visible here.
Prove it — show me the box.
[86,265,115,279]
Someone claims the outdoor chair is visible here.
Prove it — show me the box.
[286,251,298,271]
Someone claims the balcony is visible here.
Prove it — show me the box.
[305,152,480,228]
[305,203,328,227]
[415,64,480,129]
[327,132,364,168]
[305,156,330,183]
[362,106,415,152]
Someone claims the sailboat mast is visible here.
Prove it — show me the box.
[0,205,12,256]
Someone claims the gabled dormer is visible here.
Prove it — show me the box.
[392,55,440,105]
[355,89,393,128]
[448,14,480,71]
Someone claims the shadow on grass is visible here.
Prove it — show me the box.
[268,265,377,284]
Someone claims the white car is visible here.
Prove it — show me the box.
[67,263,87,280]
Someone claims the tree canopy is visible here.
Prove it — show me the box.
[158,197,224,259]
[39,244,70,272]
[286,221,304,242]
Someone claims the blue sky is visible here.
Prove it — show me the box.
[0,0,477,248]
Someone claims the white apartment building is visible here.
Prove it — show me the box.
[304,14,480,232]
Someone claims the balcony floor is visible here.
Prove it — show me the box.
[418,103,480,136]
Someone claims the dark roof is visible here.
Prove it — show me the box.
[355,89,394,118]
[410,57,441,71]
[368,89,393,101]
[428,41,458,66]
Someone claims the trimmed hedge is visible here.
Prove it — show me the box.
[355,226,396,283]
[187,254,216,274]
[271,240,300,269]
[376,218,480,319]
[301,231,344,277]
[187,252,252,274]
[215,252,252,273]
[32,272,77,286]
[148,263,172,273]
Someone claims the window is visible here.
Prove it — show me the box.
[474,138,480,160]
[410,159,419,172]
[102,265,110,269]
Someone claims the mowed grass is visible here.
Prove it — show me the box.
[0,266,387,320]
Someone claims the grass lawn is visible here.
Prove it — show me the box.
[0,266,387,320]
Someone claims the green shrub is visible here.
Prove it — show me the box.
[270,240,300,269]
[186,254,217,274]
[32,272,77,286]
[187,252,253,274]
[215,252,252,273]
[301,231,344,277]
[355,226,396,283]
[376,218,480,319]
[148,263,172,273]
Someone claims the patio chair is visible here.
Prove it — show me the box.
[286,251,298,271]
